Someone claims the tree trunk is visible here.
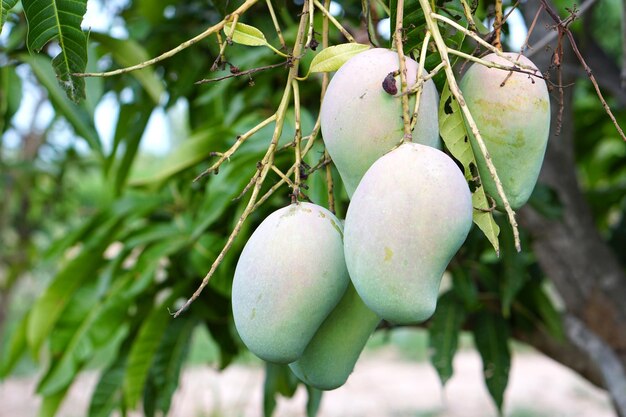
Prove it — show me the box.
[519,3,626,416]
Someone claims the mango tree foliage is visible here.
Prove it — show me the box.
[0,1,625,417]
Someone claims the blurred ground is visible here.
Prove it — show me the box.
[0,346,615,417]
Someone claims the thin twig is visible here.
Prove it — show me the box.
[539,0,626,142]
[196,61,290,84]
[459,0,478,32]
[313,0,357,43]
[446,48,545,80]
[212,14,239,71]
[292,79,303,201]
[266,0,286,49]
[272,165,296,188]
[76,0,259,77]
[253,115,322,211]
[193,114,277,182]
[410,31,430,131]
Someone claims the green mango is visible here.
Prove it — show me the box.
[289,283,380,390]
[460,52,550,209]
[321,48,440,197]
[232,202,349,363]
[344,143,473,324]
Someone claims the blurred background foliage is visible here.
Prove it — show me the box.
[0,0,625,416]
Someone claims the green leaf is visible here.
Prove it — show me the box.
[0,64,22,134]
[27,218,121,355]
[522,282,565,340]
[39,386,70,417]
[20,53,102,154]
[428,291,466,386]
[36,278,131,395]
[439,82,500,254]
[472,311,511,412]
[106,102,153,195]
[22,0,88,101]
[0,0,19,33]
[224,22,268,46]
[308,43,370,74]
[123,291,181,409]
[143,317,196,416]
[500,218,529,316]
[0,312,29,378]
[263,363,299,417]
[90,32,165,104]
[89,352,128,417]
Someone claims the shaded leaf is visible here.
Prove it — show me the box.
[428,291,466,386]
[263,363,299,417]
[0,0,19,33]
[439,82,500,253]
[521,281,565,340]
[0,64,22,134]
[500,217,529,316]
[26,218,120,356]
[123,291,182,409]
[472,311,511,412]
[107,102,152,195]
[22,0,88,101]
[90,32,164,104]
[143,317,196,416]
[36,278,131,395]
[224,22,268,46]
[308,43,370,74]
[0,312,29,378]
[20,53,102,153]
[39,386,69,417]
[89,351,128,417]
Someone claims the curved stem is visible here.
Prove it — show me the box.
[314,0,357,43]
[77,0,259,78]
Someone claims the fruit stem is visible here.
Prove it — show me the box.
[292,79,303,202]
[394,0,413,143]
[493,0,503,51]
[409,30,430,131]
[322,0,336,214]
[266,0,287,49]
[418,0,521,252]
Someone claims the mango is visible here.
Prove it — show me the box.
[344,143,472,324]
[289,283,380,390]
[232,202,349,363]
[320,48,440,197]
[459,52,550,209]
